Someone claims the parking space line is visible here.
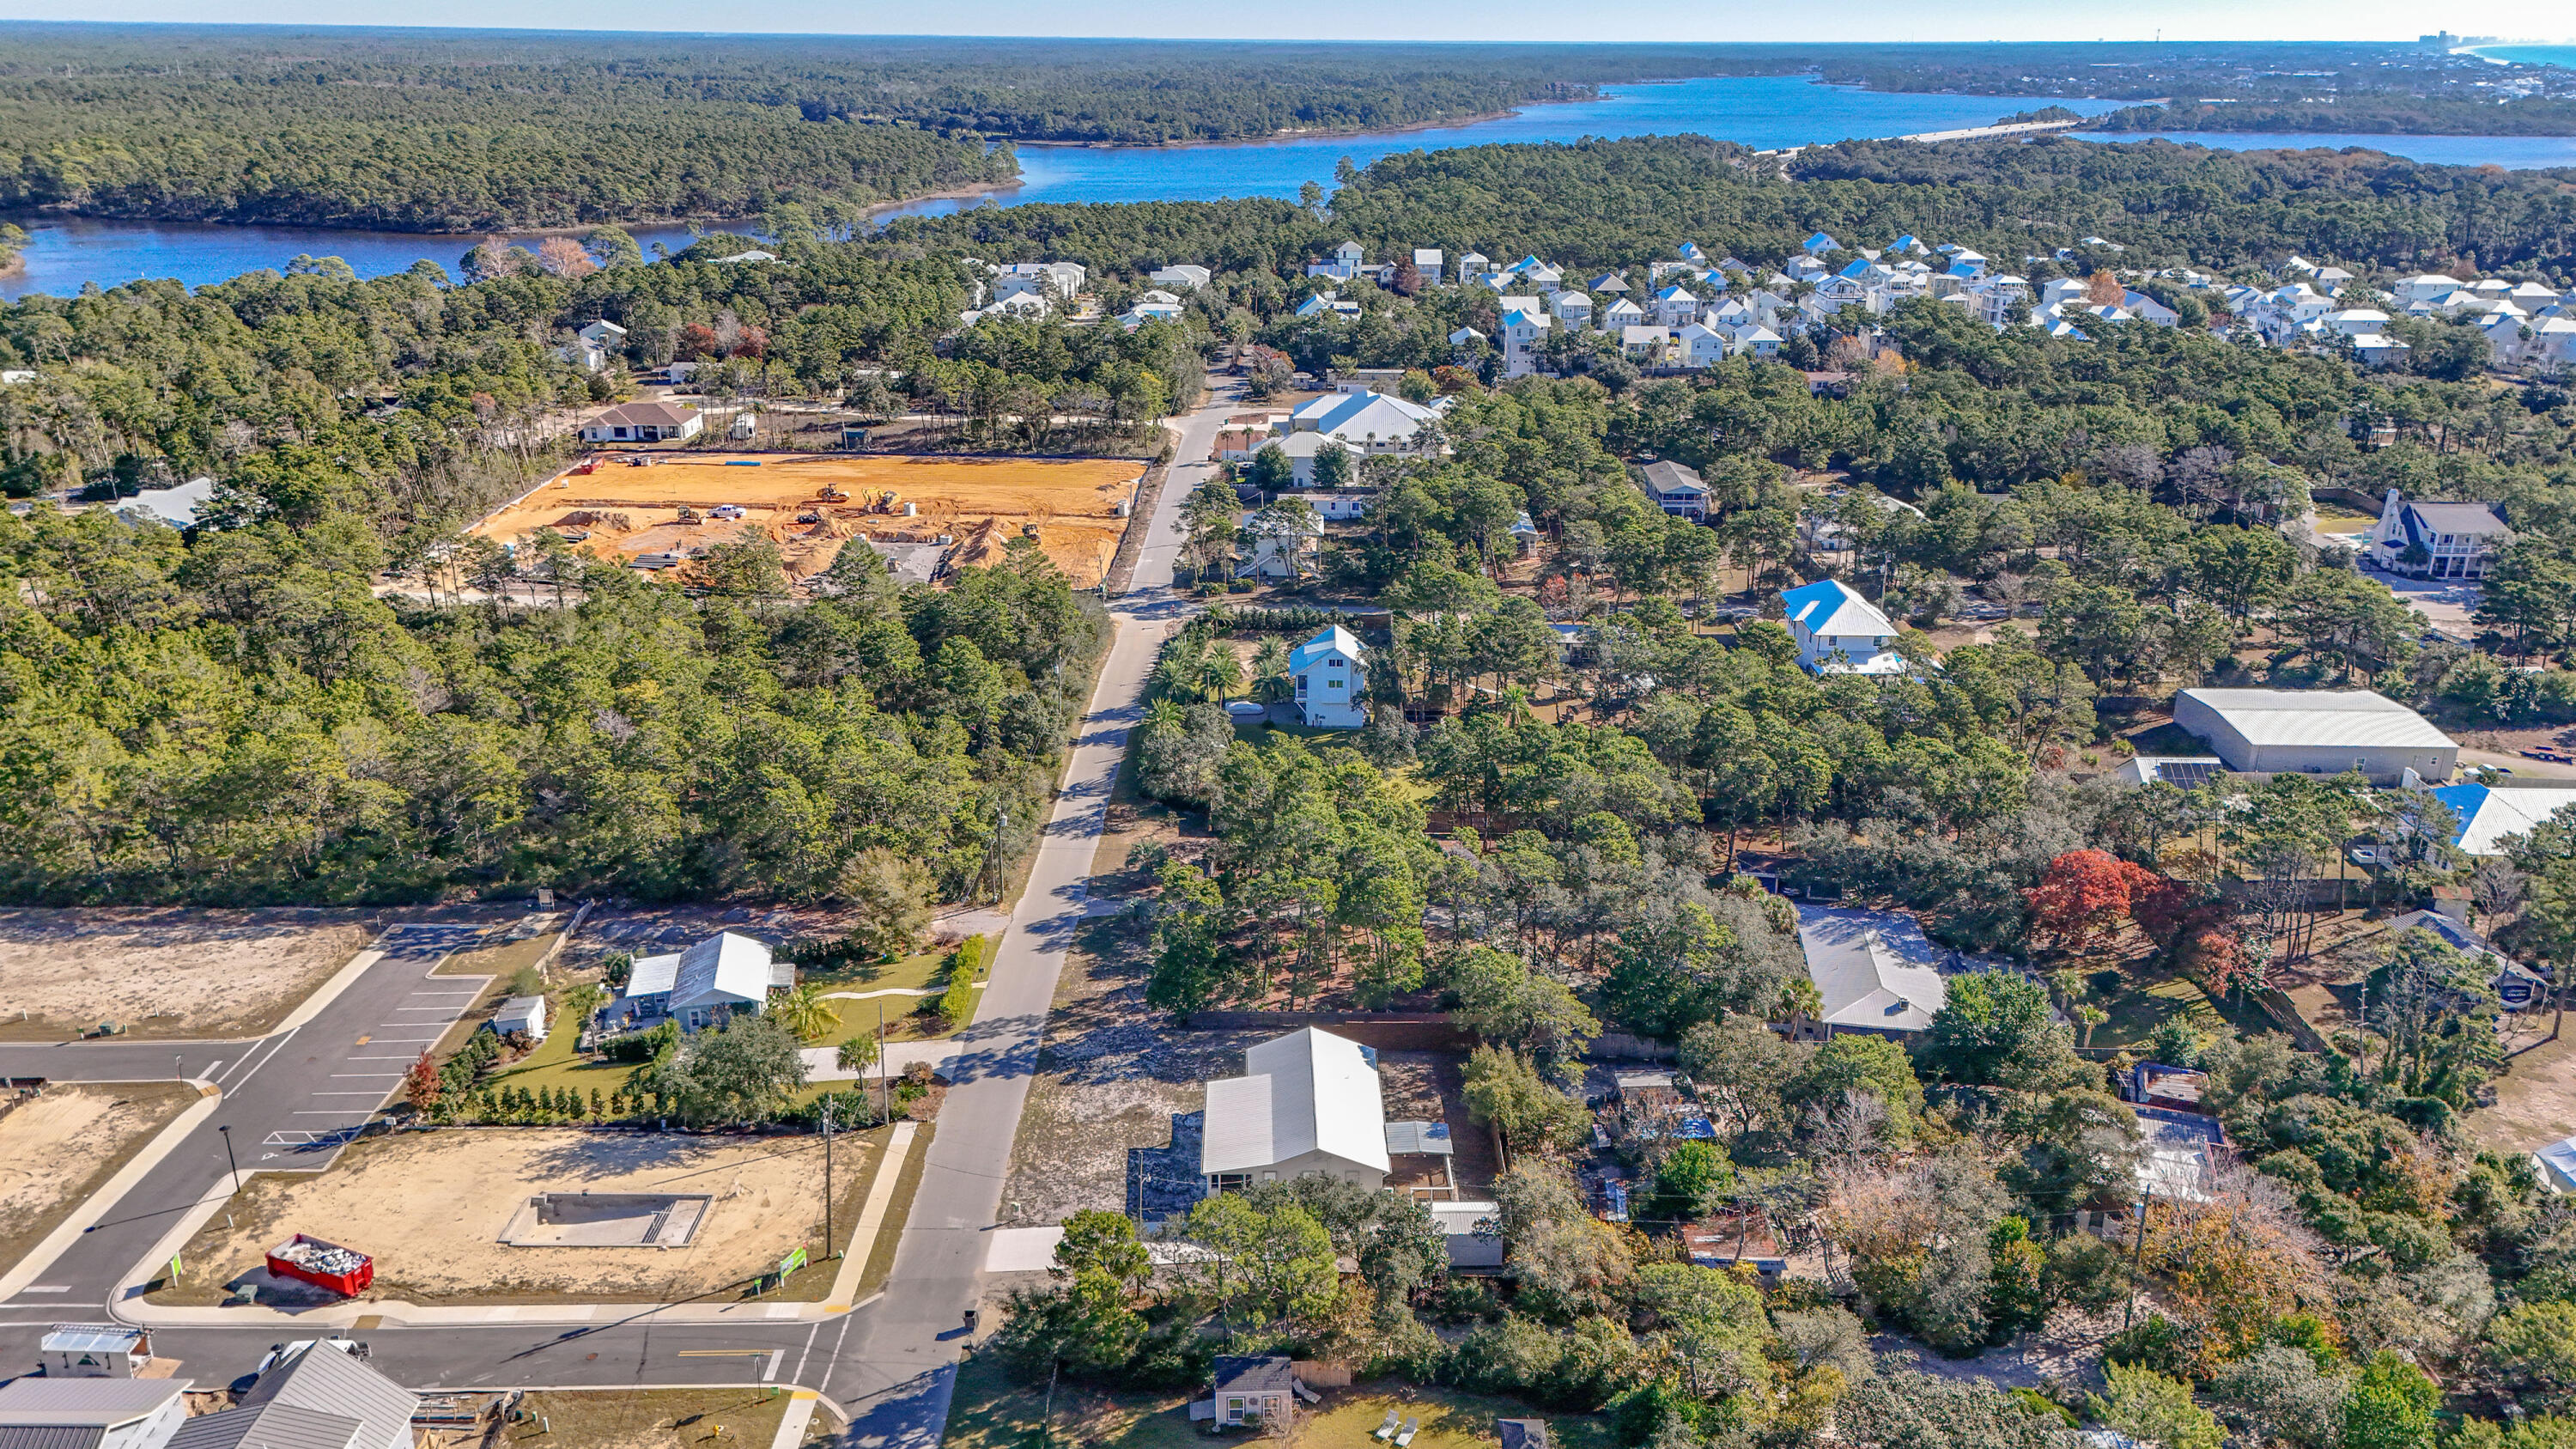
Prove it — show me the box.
[331,1074,406,1079]
[310,1092,386,1097]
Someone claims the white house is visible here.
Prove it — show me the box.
[2366,491,2512,580]
[168,1342,418,1449]
[1547,290,1593,327]
[1286,390,1443,458]
[1779,578,1906,675]
[2170,689,2457,784]
[1308,240,1368,281]
[1637,460,1710,520]
[578,319,628,349]
[1601,297,1647,332]
[1794,905,1953,1037]
[2429,782,2576,857]
[1411,249,1444,284]
[1498,301,1552,379]
[2353,334,2413,368]
[0,1379,192,1449]
[1149,264,1211,290]
[618,931,790,1033]
[993,260,1087,304]
[1679,321,1728,368]
[1279,490,1376,521]
[580,402,702,444]
[490,995,548,1041]
[1236,505,1324,579]
[1621,325,1671,361]
[1650,286,1701,327]
[1287,625,1369,728]
[1200,1026,1389,1190]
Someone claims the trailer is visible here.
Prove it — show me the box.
[265,1234,374,1297]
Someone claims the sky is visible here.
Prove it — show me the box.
[0,0,2565,45]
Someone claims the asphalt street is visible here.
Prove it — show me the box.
[0,381,1245,1443]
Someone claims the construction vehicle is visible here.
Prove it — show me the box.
[875,490,900,514]
[815,484,849,502]
[674,507,703,526]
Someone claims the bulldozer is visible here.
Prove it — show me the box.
[674,506,704,526]
[815,484,849,503]
[876,490,900,514]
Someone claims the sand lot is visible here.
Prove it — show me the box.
[474,454,1145,588]
[0,909,375,1039]
[165,1129,864,1305]
[0,1084,197,1270]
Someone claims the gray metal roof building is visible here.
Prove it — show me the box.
[1795,905,1955,1036]
[2171,688,2457,784]
[171,1344,418,1449]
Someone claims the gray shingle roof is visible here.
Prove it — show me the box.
[1212,1356,1297,1393]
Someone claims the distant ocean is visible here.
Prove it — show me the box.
[2474,46,2576,68]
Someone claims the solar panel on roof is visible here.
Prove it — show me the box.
[2155,762,2221,788]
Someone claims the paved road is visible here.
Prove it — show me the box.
[0,383,1248,1440]
[829,378,1237,1446]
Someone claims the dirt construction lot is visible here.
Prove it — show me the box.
[473,454,1146,588]
[0,909,377,1040]
[160,1129,866,1306]
[0,1084,198,1272]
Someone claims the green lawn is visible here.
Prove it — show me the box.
[944,1352,1199,1449]
[1301,1387,1612,1449]
[802,948,952,995]
[2086,971,2226,1051]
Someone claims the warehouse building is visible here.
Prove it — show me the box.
[2170,689,2457,784]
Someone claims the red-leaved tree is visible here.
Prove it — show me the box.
[404,1050,441,1112]
[2026,849,2164,951]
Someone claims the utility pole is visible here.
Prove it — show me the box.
[2122,1183,2153,1334]
[821,1097,837,1258]
[217,1124,240,1194]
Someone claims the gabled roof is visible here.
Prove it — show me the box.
[1780,578,1896,639]
[2400,499,2511,541]
[1638,460,1709,499]
[2431,783,2576,855]
[1289,625,1366,670]
[1213,1356,1298,1393]
[591,402,697,428]
[0,1380,189,1430]
[629,931,774,1008]
[169,1405,361,1449]
[2176,689,2454,751]
[1796,905,1952,1032]
[1200,1026,1388,1176]
[240,1342,419,1446]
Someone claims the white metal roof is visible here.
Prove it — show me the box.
[1795,905,1952,1032]
[1200,1027,1389,1177]
[0,1380,189,1428]
[1289,625,1366,671]
[2434,783,2576,855]
[1780,579,1897,640]
[2176,689,2454,751]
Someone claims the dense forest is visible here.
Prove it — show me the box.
[4,135,2575,905]
[2,28,2572,230]
[890,135,2576,283]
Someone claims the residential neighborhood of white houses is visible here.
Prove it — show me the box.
[29,81,2576,1449]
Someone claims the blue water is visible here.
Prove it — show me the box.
[2074,130,2576,168]
[878,76,2124,219]
[2474,46,2576,69]
[3,70,2571,300]
[0,218,706,301]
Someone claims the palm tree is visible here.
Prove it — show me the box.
[1251,638,1291,702]
[1197,648,1244,703]
[771,984,841,1044]
[2077,1004,2108,1050]
[836,1035,879,1075]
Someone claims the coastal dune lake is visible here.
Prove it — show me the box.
[4,72,2567,299]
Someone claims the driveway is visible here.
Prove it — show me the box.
[2365,566,2482,636]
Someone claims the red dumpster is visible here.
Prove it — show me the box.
[265,1234,374,1296]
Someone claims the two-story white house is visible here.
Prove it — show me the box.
[1288,625,1369,728]
[1498,300,1552,379]
[992,261,1086,305]
[2366,491,2514,580]
[1780,578,1908,675]
[1307,240,1368,280]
